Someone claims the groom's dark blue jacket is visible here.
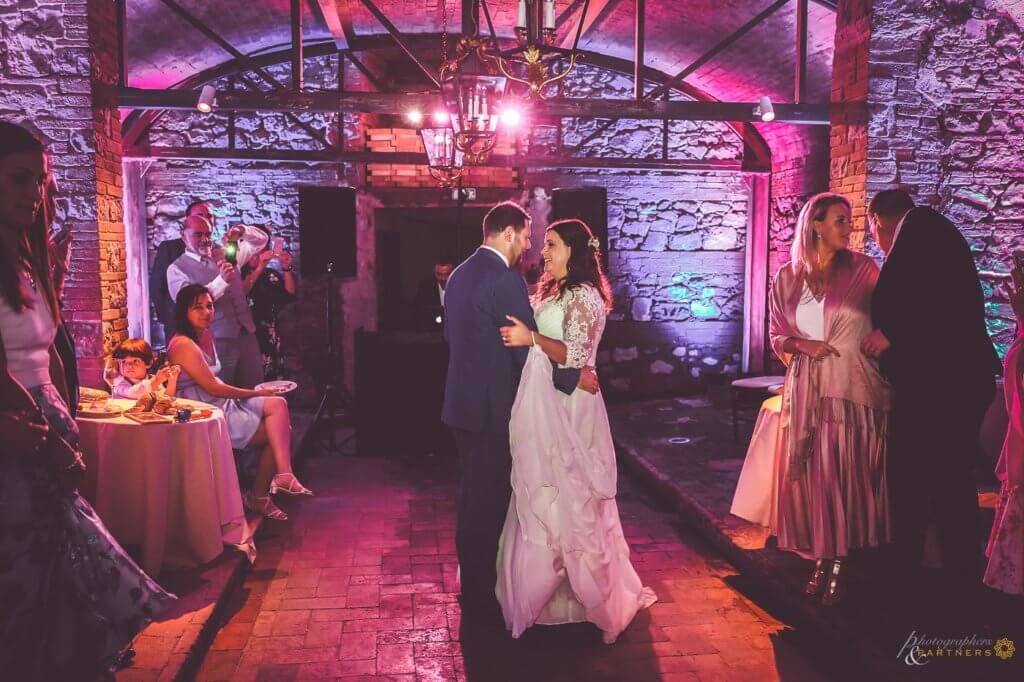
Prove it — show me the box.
[442,247,580,435]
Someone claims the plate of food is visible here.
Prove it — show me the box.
[255,380,297,394]
[77,401,123,419]
[79,387,110,403]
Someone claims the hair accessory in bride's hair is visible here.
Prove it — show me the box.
[587,237,600,250]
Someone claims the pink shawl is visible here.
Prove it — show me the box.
[769,251,892,475]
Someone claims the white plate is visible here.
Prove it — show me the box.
[77,404,123,419]
[255,380,297,394]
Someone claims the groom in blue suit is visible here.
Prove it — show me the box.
[442,201,598,622]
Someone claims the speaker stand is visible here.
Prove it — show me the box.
[311,262,354,455]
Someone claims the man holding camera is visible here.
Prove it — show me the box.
[167,215,267,388]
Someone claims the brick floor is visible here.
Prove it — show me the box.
[608,396,1024,682]
[194,452,837,682]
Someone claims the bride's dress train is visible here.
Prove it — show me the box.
[496,285,656,643]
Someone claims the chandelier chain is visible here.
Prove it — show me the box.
[440,0,448,66]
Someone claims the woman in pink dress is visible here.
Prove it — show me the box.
[983,267,1024,595]
[769,192,892,605]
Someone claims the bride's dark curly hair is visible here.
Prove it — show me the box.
[538,219,613,311]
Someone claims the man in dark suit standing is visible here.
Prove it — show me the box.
[149,200,212,341]
[412,261,453,331]
[862,190,1000,580]
[442,202,598,622]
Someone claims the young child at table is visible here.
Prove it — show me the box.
[110,338,180,399]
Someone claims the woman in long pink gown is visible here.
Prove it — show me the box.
[769,192,892,606]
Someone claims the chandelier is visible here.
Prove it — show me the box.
[484,0,588,100]
[418,125,464,188]
[439,35,507,165]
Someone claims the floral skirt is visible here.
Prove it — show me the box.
[0,383,175,680]
[776,397,890,559]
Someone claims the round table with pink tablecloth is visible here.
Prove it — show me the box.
[76,398,250,576]
[730,395,783,531]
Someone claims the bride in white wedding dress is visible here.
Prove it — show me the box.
[496,219,656,643]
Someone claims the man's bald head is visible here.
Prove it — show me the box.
[181,214,214,257]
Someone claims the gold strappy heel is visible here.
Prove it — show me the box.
[270,473,313,496]
[244,491,289,521]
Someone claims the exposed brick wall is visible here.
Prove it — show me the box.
[864,0,1024,355]
[365,128,518,188]
[0,0,126,387]
[765,127,831,279]
[830,0,872,252]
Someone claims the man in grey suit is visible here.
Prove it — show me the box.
[166,214,267,388]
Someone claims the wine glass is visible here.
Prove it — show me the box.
[102,356,119,393]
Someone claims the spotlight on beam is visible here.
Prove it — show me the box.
[499,106,522,128]
[196,85,216,114]
[406,110,424,125]
[753,96,775,122]
[432,110,449,125]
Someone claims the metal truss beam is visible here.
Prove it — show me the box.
[117,86,829,124]
[122,144,762,172]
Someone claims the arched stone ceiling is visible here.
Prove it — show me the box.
[126,0,836,108]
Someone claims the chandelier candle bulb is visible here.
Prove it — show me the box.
[543,0,555,29]
[517,1,527,28]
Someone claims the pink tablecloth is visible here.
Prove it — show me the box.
[77,398,248,576]
[730,395,783,530]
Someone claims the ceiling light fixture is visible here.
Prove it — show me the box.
[418,126,465,188]
[486,0,590,100]
[196,85,216,113]
[753,95,775,122]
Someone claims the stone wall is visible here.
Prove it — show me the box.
[526,169,749,397]
[142,53,374,401]
[518,64,751,396]
[0,0,127,386]
[139,55,753,399]
[866,0,1024,355]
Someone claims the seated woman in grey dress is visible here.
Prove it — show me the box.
[168,283,312,521]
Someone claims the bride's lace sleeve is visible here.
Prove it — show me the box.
[562,285,606,369]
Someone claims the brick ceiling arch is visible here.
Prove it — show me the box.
[127,0,836,102]
[125,0,837,165]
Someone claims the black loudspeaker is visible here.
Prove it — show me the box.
[551,187,609,270]
[298,186,357,277]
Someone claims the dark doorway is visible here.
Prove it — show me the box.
[375,206,488,331]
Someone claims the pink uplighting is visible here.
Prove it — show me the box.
[432,110,449,125]
[406,110,423,125]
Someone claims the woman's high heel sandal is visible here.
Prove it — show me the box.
[270,473,313,497]
[244,492,289,521]
[821,558,846,606]
[805,559,830,597]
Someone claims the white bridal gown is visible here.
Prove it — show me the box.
[496,284,657,643]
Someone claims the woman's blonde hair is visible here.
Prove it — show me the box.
[790,192,851,276]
